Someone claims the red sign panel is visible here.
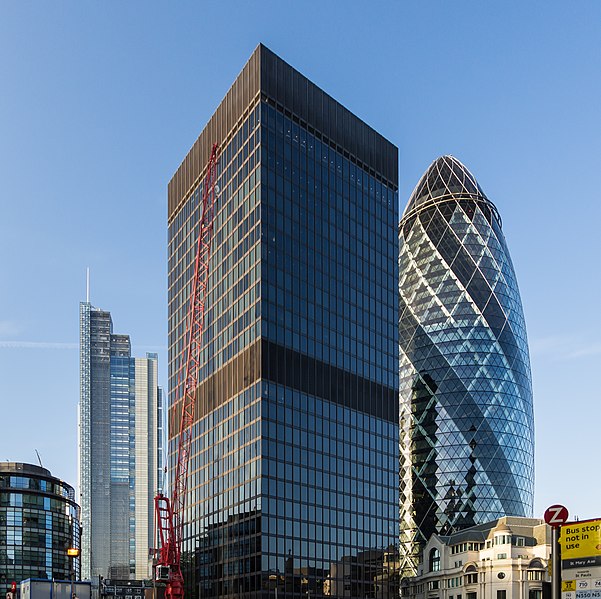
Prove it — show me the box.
[544,504,569,526]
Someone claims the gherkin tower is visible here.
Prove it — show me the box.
[398,156,534,575]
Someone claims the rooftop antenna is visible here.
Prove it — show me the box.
[86,267,90,303]
[34,449,43,468]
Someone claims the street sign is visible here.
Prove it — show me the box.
[545,504,570,527]
[561,518,601,599]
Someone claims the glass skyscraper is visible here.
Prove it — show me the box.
[79,303,162,579]
[398,156,534,575]
[167,45,399,599]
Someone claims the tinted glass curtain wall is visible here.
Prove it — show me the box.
[397,156,534,576]
[167,45,399,599]
[0,463,81,597]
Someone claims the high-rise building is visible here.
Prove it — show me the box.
[0,463,81,595]
[398,156,534,575]
[167,44,399,599]
[79,303,162,580]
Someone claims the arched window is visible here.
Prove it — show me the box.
[429,548,441,572]
[464,564,478,584]
[528,559,546,581]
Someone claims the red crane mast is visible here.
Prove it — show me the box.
[155,143,219,599]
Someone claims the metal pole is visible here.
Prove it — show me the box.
[552,526,561,599]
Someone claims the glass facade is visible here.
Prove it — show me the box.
[398,156,534,575]
[167,45,399,599]
[0,463,80,595]
[79,305,161,579]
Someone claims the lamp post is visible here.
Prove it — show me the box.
[67,548,80,599]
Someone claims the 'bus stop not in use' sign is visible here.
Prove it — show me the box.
[561,518,601,599]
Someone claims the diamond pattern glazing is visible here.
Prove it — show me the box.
[398,156,534,575]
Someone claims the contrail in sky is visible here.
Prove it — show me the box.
[0,341,78,349]
[0,341,166,351]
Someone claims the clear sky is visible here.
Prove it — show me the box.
[1,2,599,522]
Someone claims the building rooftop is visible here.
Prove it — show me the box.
[439,516,546,545]
[0,462,51,477]
[402,155,500,223]
[168,43,398,222]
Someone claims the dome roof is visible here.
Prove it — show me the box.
[403,155,489,218]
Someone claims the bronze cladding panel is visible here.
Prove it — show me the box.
[168,44,398,224]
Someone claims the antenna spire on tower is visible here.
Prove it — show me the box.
[86,267,90,303]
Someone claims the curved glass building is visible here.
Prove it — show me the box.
[0,463,81,595]
[398,156,534,575]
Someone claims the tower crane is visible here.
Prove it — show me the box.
[155,143,219,599]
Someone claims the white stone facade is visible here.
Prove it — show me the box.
[401,517,551,599]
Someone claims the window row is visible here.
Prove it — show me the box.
[261,103,396,212]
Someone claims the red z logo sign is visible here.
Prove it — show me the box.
[544,505,569,526]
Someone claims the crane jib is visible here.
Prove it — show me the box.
[154,143,219,599]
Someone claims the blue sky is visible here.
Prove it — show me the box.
[1,2,599,522]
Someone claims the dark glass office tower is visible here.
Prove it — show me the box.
[167,45,399,599]
[398,156,534,575]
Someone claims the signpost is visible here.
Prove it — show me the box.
[546,505,570,599]
[67,547,80,599]
[560,518,601,599]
